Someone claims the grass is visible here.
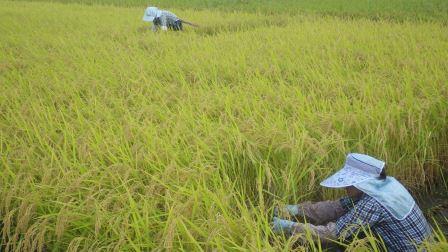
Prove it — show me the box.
[10,0,448,21]
[1,0,447,250]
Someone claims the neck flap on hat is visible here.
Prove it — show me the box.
[354,177,415,220]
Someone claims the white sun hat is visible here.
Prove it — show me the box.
[143,7,161,22]
[320,153,385,188]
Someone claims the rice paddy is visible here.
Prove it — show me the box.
[1,0,447,251]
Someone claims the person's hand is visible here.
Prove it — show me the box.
[271,217,297,234]
[273,205,300,218]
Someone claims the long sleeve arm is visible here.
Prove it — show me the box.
[296,200,347,225]
[292,222,337,245]
[335,196,384,242]
[160,15,168,31]
[151,23,158,32]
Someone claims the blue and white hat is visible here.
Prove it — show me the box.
[143,7,161,22]
[320,153,385,188]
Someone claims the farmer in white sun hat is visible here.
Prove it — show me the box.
[142,6,198,32]
[272,153,432,251]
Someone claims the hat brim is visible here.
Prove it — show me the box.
[320,165,375,188]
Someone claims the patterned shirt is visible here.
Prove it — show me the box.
[152,10,179,31]
[337,195,432,251]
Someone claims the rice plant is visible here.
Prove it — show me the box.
[0,0,447,250]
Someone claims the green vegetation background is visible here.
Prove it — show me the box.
[10,0,448,21]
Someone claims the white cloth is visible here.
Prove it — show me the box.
[354,177,415,220]
[142,7,161,22]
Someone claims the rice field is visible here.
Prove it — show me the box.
[1,0,447,251]
[11,0,448,21]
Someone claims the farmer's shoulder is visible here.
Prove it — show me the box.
[160,10,177,17]
[355,194,383,210]
[339,194,381,210]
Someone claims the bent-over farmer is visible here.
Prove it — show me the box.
[142,6,183,32]
[272,153,432,251]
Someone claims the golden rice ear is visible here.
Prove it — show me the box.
[276,204,292,219]
[2,209,16,250]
